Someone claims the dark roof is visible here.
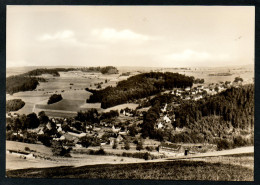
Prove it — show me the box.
[160,143,181,150]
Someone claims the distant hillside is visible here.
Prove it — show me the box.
[86,72,194,109]
[6,66,119,94]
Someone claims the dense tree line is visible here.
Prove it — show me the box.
[87,72,194,108]
[100,66,119,74]
[75,109,99,123]
[75,109,119,124]
[6,112,41,137]
[6,99,25,112]
[141,100,161,139]
[47,94,63,104]
[100,110,119,120]
[6,75,40,94]
[24,68,62,77]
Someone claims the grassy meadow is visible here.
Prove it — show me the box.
[6,159,253,181]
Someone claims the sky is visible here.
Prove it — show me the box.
[7,6,255,68]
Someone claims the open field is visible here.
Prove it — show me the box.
[6,141,254,181]
[6,140,254,180]
[6,70,108,115]
[6,141,146,170]
[36,99,86,111]
[175,66,254,85]
[103,103,139,113]
[6,65,253,117]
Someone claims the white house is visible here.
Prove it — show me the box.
[185,87,191,91]
[156,122,164,129]
[112,125,121,133]
[56,124,63,132]
[161,103,167,112]
[163,115,171,123]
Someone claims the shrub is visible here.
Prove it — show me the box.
[79,136,100,148]
[38,134,52,147]
[23,132,38,144]
[124,140,130,150]
[25,113,40,129]
[87,149,106,155]
[6,99,25,112]
[6,131,13,140]
[136,140,143,151]
[112,140,118,149]
[51,141,71,157]
[143,152,150,160]
[24,147,30,151]
[145,146,154,152]
[122,152,154,160]
[95,148,106,155]
[217,139,231,150]
[233,136,248,147]
[47,94,63,104]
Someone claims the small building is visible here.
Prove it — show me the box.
[159,143,185,155]
[156,122,164,129]
[109,134,124,145]
[163,115,171,123]
[161,103,167,112]
[112,125,121,133]
[185,87,191,91]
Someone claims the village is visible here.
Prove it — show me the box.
[6,78,244,161]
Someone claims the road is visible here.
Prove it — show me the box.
[167,146,254,160]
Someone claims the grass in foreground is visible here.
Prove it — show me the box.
[6,160,253,181]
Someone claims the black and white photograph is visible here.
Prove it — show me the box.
[5,5,254,181]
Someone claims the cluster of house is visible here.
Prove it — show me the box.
[31,117,131,149]
[155,103,174,130]
[171,81,237,101]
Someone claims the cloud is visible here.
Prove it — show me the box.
[7,60,33,68]
[37,30,75,41]
[91,28,150,42]
[37,30,103,48]
[165,49,211,62]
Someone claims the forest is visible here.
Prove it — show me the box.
[141,84,254,148]
[6,75,41,94]
[174,84,254,130]
[6,99,25,112]
[86,72,194,108]
[24,66,119,76]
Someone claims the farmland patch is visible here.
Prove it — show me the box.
[103,103,139,113]
[36,99,85,111]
